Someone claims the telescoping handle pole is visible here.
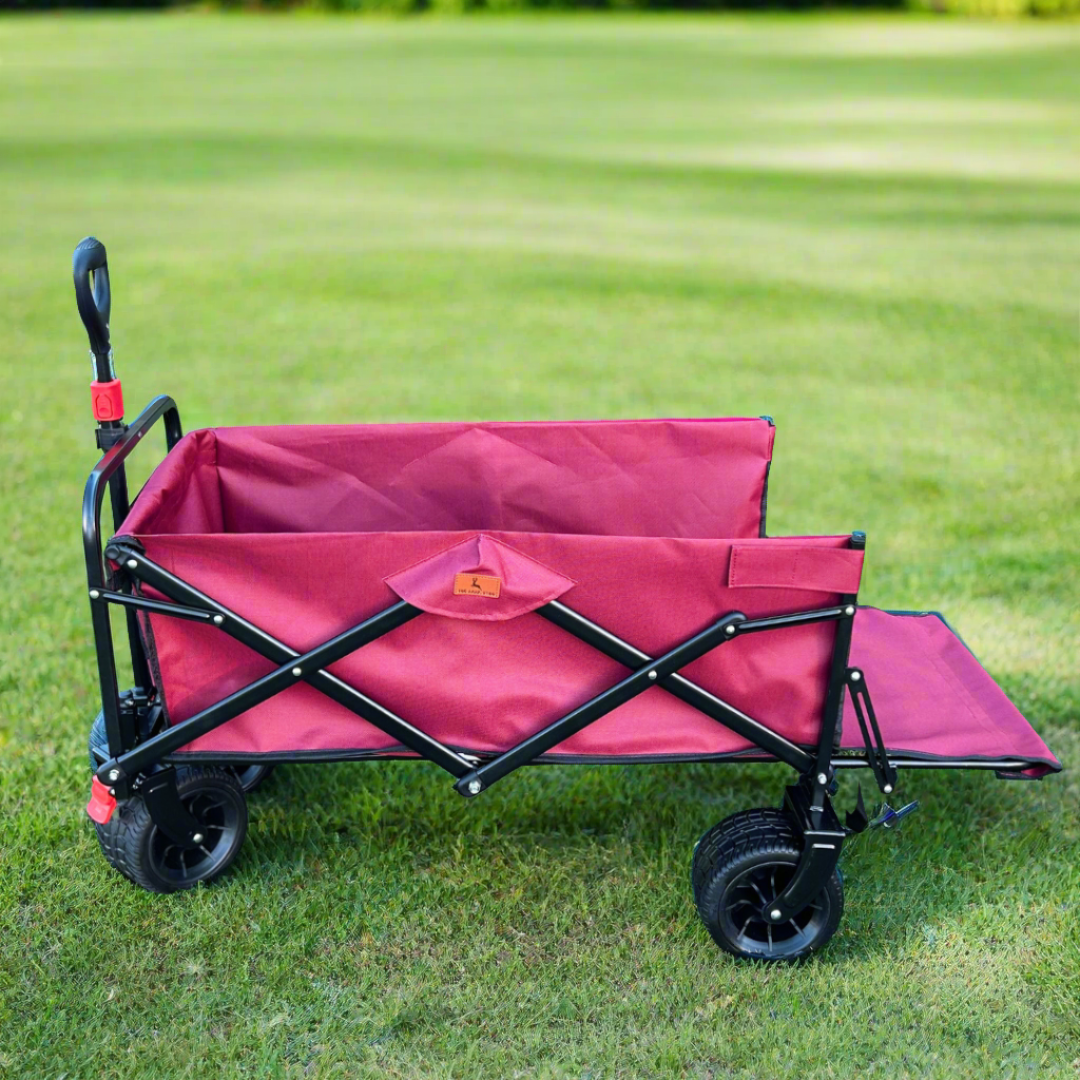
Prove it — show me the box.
[73,236,125,431]
[74,235,152,696]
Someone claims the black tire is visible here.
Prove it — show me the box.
[693,808,843,962]
[94,765,248,894]
[692,807,791,907]
[89,711,273,793]
[231,763,275,793]
[89,710,109,770]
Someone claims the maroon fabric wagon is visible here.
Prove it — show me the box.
[76,238,1059,961]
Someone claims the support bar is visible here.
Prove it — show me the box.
[830,757,1032,772]
[537,601,813,773]
[809,592,858,828]
[92,589,216,623]
[735,605,850,635]
[846,667,898,794]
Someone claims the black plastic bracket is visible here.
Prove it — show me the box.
[114,687,147,760]
[845,784,870,834]
[762,781,846,923]
[140,769,205,849]
[95,423,128,452]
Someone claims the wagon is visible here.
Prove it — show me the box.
[76,238,1060,961]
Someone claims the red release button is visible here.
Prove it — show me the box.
[91,379,124,422]
[86,776,117,825]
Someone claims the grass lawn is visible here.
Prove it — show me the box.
[1,12,1079,1078]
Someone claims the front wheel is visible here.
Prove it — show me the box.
[694,809,843,961]
[94,765,248,893]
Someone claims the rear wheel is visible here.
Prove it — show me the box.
[89,710,109,770]
[94,765,247,893]
[693,808,843,961]
[231,763,274,792]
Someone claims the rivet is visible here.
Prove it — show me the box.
[770,909,782,920]
[89,590,101,600]
[817,772,828,785]
[192,833,204,845]
[725,624,736,635]
[648,670,658,681]
[845,605,855,616]
[126,559,138,570]
[884,784,893,795]
[292,667,302,677]
[212,615,224,625]
[107,769,121,782]
[467,779,482,795]
[850,671,861,682]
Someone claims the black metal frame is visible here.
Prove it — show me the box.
[84,394,182,764]
[83,394,1044,916]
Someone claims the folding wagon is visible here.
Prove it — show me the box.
[76,238,1060,961]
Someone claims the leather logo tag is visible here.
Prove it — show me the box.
[453,573,502,599]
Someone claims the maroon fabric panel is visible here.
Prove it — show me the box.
[728,543,864,594]
[119,429,224,536]
[842,608,1059,775]
[138,532,851,757]
[119,418,774,540]
[385,534,576,621]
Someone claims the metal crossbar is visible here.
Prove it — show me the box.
[537,602,815,772]
[451,609,750,795]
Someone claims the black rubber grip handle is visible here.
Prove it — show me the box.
[73,236,113,380]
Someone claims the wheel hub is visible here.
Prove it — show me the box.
[719,859,832,959]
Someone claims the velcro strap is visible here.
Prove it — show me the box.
[728,544,863,594]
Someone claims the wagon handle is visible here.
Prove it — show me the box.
[73,236,114,383]
[74,236,126,425]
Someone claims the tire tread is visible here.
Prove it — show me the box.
[692,807,843,961]
[93,765,245,894]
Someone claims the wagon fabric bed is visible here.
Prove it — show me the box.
[75,238,1060,961]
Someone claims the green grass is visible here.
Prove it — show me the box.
[1,12,1079,1078]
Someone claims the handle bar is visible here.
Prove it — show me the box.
[73,236,113,382]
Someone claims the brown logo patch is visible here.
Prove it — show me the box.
[453,573,502,599]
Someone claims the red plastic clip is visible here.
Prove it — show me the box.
[86,776,117,825]
[91,379,124,422]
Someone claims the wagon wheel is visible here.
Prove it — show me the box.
[93,765,247,894]
[89,710,110,770]
[89,711,273,791]
[693,809,843,962]
[230,763,275,792]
